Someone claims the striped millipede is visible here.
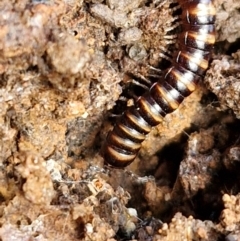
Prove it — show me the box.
[102,0,216,168]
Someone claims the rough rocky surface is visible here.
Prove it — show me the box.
[0,0,240,240]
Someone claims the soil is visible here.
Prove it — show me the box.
[0,0,240,240]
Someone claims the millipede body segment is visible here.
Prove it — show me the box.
[102,0,216,168]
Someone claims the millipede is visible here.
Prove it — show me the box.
[102,0,216,168]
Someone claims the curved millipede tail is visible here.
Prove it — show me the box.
[102,0,216,168]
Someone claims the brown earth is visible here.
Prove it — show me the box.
[0,0,240,240]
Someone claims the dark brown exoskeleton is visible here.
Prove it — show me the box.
[102,0,216,168]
